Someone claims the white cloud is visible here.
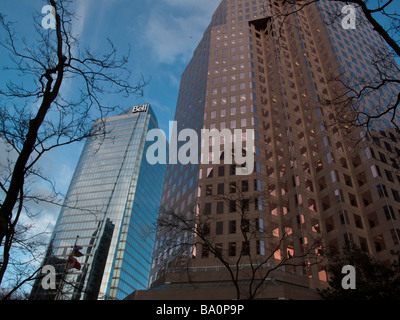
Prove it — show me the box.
[142,0,220,64]
[0,140,63,252]
[168,73,181,88]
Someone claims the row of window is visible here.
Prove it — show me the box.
[201,240,264,258]
[203,217,264,236]
[371,146,400,170]
[205,177,260,197]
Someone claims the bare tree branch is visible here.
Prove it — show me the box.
[156,188,324,300]
[0,0,147,287]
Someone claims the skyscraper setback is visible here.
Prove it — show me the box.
[131,0,400,300]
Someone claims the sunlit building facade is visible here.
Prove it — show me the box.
[31,104,166,300]
[130,0,400,300]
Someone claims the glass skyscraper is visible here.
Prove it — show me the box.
[31,104,166,300]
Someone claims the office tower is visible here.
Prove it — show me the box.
[30,104,166,300]
[130,0,400,300]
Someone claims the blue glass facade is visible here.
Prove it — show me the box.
[34,105,165,300]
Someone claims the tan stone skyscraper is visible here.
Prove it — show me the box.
[131,0,400,300]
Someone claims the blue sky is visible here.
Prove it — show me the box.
[0,0,220,233]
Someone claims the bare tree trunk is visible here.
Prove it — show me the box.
[0,1,66,281]
[0,0,146,287]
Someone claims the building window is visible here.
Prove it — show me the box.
[255,198,263,211]
[242,241,250,255]
[241,219,250,233]
[229,182,237,193]
[240,199,250,213]
[255,218,264,232]
[218,183,225,194]
[384,142,392,153]
[242,180,249,192]
[375,165,382,177]
[216,222,223,235]
[391,229,400,245]
[228,242,237,256]
[229,200,236,213]
[205,203,212,215]
[391,158,399,169]
[202,245,209,258]
[229,220,237,234]
[379,152,387,164]
[203,223,210,236]
[349,193,358,207]
[217,202,224,214]
[375,240,383,252]
[254,179,261,191]
[215,243,223,257]
[392,189,400,202]
[385,170,394,182]
[354,214,363,229]
[373,137,381,147]
[206,185,213,196]
[377,184,388,198]
[384,205,396,220]
[256,240,265,255]
[218,166,225,177]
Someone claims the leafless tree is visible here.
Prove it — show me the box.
[157,189,324,300]
[0,265,43,300]
[0,0,147,286]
